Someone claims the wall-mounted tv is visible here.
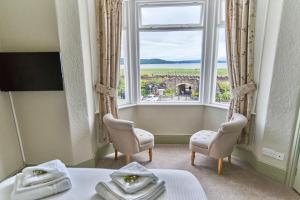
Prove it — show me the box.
[0,52,63,91]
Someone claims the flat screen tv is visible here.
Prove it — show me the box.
[0,52,63,91]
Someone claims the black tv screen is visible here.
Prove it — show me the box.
[0,52,63,91]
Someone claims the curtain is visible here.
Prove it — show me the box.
[226,0,257,144]
[96,0,123,143]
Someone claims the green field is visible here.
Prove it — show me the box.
[120,68,228,76]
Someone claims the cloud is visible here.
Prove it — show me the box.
[122,5,227,61]
[140,31,203,60]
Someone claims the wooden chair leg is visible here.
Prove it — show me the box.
[218,158,223,175]
[228,155,231,164]
[191,151,195,166]
[149,148,153,162]
[114,149,118,160]
[125,155,131,164]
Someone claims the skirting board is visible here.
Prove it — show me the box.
[155,134,191,144]
[232,147,287,184]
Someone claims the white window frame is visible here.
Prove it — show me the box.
[138,2,205,29]
[118,0,229,107]
[210,0,230,106]
[136,0,207,104]
[118,1,132,106]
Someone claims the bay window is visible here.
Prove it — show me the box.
[117,0,229,106]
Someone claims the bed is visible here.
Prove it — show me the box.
[0,168,207,200]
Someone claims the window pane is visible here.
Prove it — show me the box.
[118,31,128,105]
[215,27,231,103]
[139,31,203,102]
[118,2,129,105]
[218,0,226,24]
[141,5,203,26]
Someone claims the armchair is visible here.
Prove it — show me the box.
[103,113,154,164]
[189,113,248,175]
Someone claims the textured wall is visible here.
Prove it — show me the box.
[260,0,300,170]
[55,0,96,165]
[254,0,283,160]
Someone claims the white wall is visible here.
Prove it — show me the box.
[135,105,204,135]
[202,106,227,131]
[0,30,24,180]
[0,0,98,166]
[0,0,59,52]
[119,106,138,122]
[120,105,227,136]
[0,19,24,181]
[0,93,24,181]
[12,92,73,164]
[258,0,300,170]
[254,0,283,159]
[0,0,74,165]
[254,0,283,155]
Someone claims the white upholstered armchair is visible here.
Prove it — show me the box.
[189,113,248,175]
[103,113,154,164]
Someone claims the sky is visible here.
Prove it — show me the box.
[138,5,227,61]
[120,6,226,61]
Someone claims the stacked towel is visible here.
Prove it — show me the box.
[95,162,165,200]
[110,162,159,194]
[11,160,72,200]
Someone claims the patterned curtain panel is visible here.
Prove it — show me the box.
[96,0,123,143]
[226,0,257,144]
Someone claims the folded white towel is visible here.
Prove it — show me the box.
[11,174,71,200]
[95,179,165,200]
[110,162,158,193]
[22,160,68,187]
[11,161,72,200]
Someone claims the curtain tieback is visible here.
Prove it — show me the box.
[95,83,116,98]
[232,81,257,98]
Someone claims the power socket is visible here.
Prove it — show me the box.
[262,147,285,161]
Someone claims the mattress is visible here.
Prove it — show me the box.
[0,168,207,200]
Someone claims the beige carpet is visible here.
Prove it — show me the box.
[97,144,300,200]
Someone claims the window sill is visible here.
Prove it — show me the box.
[117,102,230,110]
[204,103,229,110]
[119,102,229,109]
[137,102,203,106]
[118,104,137,110]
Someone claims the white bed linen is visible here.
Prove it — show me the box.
[0,168,207,200]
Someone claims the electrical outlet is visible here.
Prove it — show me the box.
[262,147,285,161]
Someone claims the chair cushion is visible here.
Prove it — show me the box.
[134,128,154,145]
[190,130,218,149]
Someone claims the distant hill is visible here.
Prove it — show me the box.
[120,58,226,65]
[140,58,201,64]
